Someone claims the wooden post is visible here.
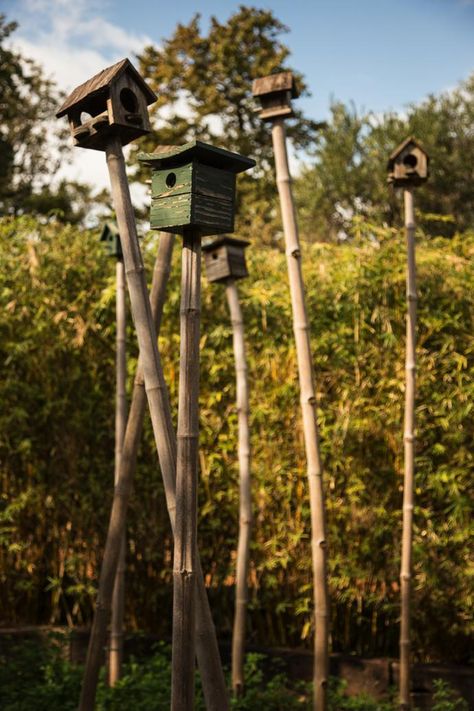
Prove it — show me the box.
[400,187,416,710]
[225,279,252,696]
[271,117,329,710]
[109,256,127,685]
[171,228,201,710]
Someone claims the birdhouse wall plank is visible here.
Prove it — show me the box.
[192,195,234,234]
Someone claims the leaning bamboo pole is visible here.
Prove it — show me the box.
[171,228,201,710]
[109,256,127,685]
[271,118,329,710]
[79,137,229,710]
[226,279,252,696]
[400,187,416,710]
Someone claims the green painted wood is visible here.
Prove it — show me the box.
[195,164,235,201]
[152,163,193,199]
[150,193,192,231]
[192,195,234,234]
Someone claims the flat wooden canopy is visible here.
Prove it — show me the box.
[201,236,250,252]
[139,140,256,174]
[252,71,298,98]
[56,58,156,118]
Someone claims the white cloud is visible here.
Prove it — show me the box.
[8,0,153,197]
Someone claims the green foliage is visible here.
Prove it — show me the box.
[295,74,474,240]
[0,216,472,662]
[430,679,469,711]
[135,6,320,243]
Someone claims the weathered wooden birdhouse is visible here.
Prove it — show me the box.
[56,58,156,151]
[138,140,255,236]
[252,71,299,121]
[100,221,122,259]
[387,137,429,187]
[202,236,249,283]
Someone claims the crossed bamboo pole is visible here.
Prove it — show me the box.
[109,255,127,685]
[225,279,252,696]
[271,118,329,711]
[399,187,416,711]
[78,136,229,710]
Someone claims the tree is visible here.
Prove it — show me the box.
[135,7,321,243]
[294,73,474,241]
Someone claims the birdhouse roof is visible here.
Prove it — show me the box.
[138,140,256,173]
[100,221,120,241]
[387,136,428,168]
[201,236,250,252]
[252,71,299,99]
[56,58,156,118]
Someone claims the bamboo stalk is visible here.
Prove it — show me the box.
[400,187,416,711]
[271,118,329,711]
[226,279,252,696]
[171,228,201,711]
[109,257,127,686]
[79,136,229,711]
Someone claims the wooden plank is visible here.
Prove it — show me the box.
[152,164,193,199]
[195,164,235,200]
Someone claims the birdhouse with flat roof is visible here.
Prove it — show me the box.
[252,71,299,121]
[138,140,255,236]
[387,137,429,188]
[100,221,122,259]
[56,58,156,151]
[202,236,249,283]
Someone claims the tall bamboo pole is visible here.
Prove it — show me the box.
[109,256,127,685]
[79,137,229,710]
[400,187,416,710]
[271,118,329,710]
[171,228,201,710]
[226,279,252,696]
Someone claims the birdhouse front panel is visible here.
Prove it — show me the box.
[252,72,298,121]
[202,237,249,283]
[387,137,429,188]
[150,161,237,235]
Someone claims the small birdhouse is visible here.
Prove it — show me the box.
[100,222,122,259]
[56,58,156,151]
[138,141,255,237]
[252,71,299,121]
[202,236,249,283]
[387,137,429,188]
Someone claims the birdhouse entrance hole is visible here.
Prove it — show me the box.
[120,87,138,113]
[212,252,218,260]
[403,154,418,168]
[166,172,177,188]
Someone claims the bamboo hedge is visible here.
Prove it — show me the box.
[0,215,472,662]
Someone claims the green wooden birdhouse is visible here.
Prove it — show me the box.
[252,71,299,121]
[202,236,249,283]
[100,221,122,259]
[56,58,156,151]
[387,136,429,188]
[138,140,255,236]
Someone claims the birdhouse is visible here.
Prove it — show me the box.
[138,140,255,237]
[56,58,156,151]
[202,236,249,283]
[252,71,299,121]
[100,221,122,259]
[387,137,429,188]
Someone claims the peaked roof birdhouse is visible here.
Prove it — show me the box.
[202,236,249,283]
[387,136,429,188]
[56,58,156,151]
[100,221,122,259]
[138,141,255,237]
[252,71,299,121]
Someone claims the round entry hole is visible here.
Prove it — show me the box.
[120,88,138,113]
[403,153,418,168]
[166,172,177,188]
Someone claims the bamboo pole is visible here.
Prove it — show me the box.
[400,187,416,710]
[79,137,229,710]
[226,279,252,696]
[171,228,201,710]
[271,118,329,710]
[109,257,127,685]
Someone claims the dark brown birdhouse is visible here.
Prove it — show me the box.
[100,221,122,259]
[252,71,299,121]
[56,58,156,151]
[387,136,429,188]
[138,140,255,237]
[202,236,249,283]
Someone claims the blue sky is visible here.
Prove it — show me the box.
[4,0,474,190]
